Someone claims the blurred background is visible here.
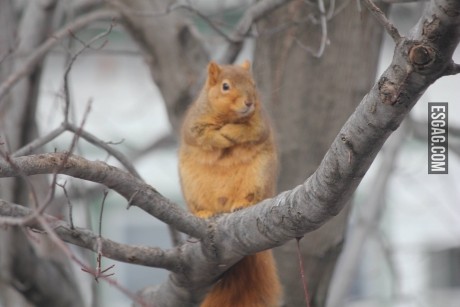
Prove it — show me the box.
[1,0,459,306]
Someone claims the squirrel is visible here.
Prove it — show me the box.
[178,60,281,307]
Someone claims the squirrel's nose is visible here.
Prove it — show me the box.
[244,100,253,107]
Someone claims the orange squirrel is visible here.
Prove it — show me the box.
[179,60,281,307]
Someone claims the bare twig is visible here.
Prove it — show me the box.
[56,180,75,229]
[0,9,118,105]
[328,0,352,20]
[110,0,236,42]
[362,0,402,42]
[64,122,141,178]
[12,124,66,157]
[180,4,236,43]
[67,100,92,160]
[63,22,115,122]
[295,0,328,58]
[98,190,109,237]
[220,0,294,64]
[326,0,336,19]
[18,66,140,181]
[69,30,110,51]
[52,132,175,210]
[127,190,140,209]
[82,236,116,283]
[39,101,94,217]
[296,237,311,307]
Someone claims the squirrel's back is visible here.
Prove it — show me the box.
[179,61,281,306]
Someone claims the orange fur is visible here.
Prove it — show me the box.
[179,61,281,306]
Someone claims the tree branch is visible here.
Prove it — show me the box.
[0,200,181,271]
[12,124,66,157]
[64,122,141,178]
[0,153,207,239]
[219,0,295,64]
[362,0,402,42]
[444,61,460,75]
[12,121,142,179]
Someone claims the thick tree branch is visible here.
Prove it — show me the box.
[0,200,181,271]
[0,153,207,240]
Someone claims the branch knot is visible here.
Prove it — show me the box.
[409,44,435,68]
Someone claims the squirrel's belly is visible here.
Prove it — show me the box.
[179,155,261,214]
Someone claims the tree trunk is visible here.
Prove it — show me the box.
[111,0,208,132]
[254,2,387,306]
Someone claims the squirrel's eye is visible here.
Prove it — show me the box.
[222,82,230,91]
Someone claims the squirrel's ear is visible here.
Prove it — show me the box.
[207,61,221,86]
[241,60,251,71]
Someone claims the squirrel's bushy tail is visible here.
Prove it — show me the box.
[200,250,281,307]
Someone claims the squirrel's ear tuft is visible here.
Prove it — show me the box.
[207,61,221,86]
[241,60,251,71]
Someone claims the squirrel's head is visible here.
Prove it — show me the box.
[206,60,258,122]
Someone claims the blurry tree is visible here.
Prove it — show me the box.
[0,1,85,306]
[0,0,459,307]
[254,3,386,305]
